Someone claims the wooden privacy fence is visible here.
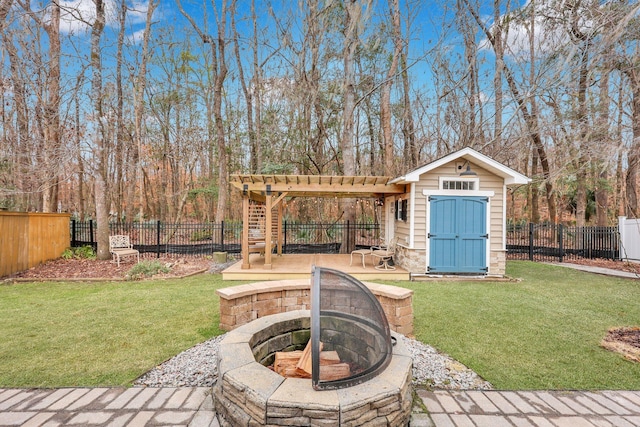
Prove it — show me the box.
[0,212,70,277]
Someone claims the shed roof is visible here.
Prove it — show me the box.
[390,147,531,186]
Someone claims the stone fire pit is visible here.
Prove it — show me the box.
[213,310,413,426]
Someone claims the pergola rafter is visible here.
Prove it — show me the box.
[230,174,406,270]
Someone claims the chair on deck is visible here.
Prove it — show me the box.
[371,237,398,270]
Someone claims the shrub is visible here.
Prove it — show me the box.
[61,248,74,259]
[61,246,96,260]
[190,230,213,241]
[126,260,170,280]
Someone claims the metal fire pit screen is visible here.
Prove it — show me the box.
[310,266,393,390]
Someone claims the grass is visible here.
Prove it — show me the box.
[1,261,639,389]
[392,261,640,390]
[0,275,234,387]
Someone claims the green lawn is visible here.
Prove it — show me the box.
[0,275,234,387]
[1,261,639,389]
[393,261,640,390]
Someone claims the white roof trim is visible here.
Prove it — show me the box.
[391,147,531,186]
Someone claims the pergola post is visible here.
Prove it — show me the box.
[277,202,283,255]
[264,193,273,269]
[241,193,250,269]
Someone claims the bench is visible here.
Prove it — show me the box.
[216,279,414,336]
[109,235,140,267]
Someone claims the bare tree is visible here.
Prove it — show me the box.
[90,0,110,260]
[380,0,401,176]
[400,2,418,169]
[132,0,158,221]
[463,0,557,222]
[231,0,260,172]
[14,0,62,212]
[114,0,127,220]
[492,0,505,154]
[177,0,229,223]
[340,0,362,252]
[623,63,640,218]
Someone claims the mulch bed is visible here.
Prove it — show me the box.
[601,327,640,363]
[3,256,214,281]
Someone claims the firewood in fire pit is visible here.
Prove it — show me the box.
[273,350,304,377]
[296,340,320,375]
[272,340,349,380]
[319,363,351,381]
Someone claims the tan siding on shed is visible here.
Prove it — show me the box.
[400,160,507,275]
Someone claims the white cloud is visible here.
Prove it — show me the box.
[126,0,151,25]
[54,0,156,36]
[127,28,146,44]
[481,0,596,59]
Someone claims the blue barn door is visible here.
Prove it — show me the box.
[429,196,488,274]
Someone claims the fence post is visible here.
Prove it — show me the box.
[558,224,564,263]
[528,222,534,261]
[156,221,161,258]
[71,219,76,247]
[89,220,95,249]
[221,221,225,253]
[618,216,626,261]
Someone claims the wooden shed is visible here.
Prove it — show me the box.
[387,147,530,277]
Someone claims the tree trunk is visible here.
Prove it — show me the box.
[615,83,625,216]
[400,51,417,169]
[232,0,257,172]
[492,0,503,153]
[595,70,611,226]
[574,43,590,227]
[43,3,61,212]
[133,0,157,220]
[531,147,540,223]
[341,0,361,253]
[91,0,110,260]
[213,4,229,223]
[114,0,126,220]
[380,0,401,176]
[625,81,640,217]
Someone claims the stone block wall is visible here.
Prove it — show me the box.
[217,279,413,336]
[394,245,425,274]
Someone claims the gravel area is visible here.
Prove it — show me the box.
[134,334,492,390]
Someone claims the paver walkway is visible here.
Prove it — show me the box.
[0,387,217,427]
[413,389,640,427]
[2,387,640,426]
[553,263,639,280]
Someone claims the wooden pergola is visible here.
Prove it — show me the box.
[230,174,405,270]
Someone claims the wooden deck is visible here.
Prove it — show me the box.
[221,253,410,281]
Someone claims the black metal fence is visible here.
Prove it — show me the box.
[506,223,619,262]
[70,220,381,257]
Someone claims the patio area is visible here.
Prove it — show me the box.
[221,253,410,281]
